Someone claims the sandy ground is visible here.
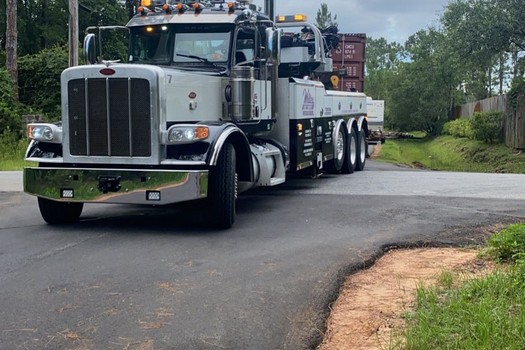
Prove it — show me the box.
[317,248,493,350]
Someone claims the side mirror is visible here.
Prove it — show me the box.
[83,33,97,65]
[265,27,280,65]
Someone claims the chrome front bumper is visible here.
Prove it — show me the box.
[24,167,208,205]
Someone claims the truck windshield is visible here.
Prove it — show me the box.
[174,32,230,64]
[130,26,173,64]
[129,24,232,71]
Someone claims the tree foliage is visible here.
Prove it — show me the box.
[0,68,24,135]
[18,46,69,119]
[364,0,525,134]
[315,3,337,30]
[1,0,128,56]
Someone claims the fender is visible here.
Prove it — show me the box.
[332,118,348,148]
[345,117,357,133]
[358,116,369,136]
[206,123,254,183]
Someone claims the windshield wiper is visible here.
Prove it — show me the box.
[175,53,225,71]
[176,53,211,63]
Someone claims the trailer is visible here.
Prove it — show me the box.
[24,0,369,228]
[366,97,385,144]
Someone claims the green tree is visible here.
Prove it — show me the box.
[364,37,404,128]
[5,0,127,56]
[441,0,515,99]
[315,3,337,29]
[388,29,462,134]
[18,46,69,119]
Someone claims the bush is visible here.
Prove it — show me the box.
[0,69,24,136]
[442,118,473,138]
[487,224,525,262]
[470,111,503,143]
[509,77,525,111]
[0,128,26,158]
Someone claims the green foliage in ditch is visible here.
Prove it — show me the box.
[378,135,525,173]
[393,223,525,350]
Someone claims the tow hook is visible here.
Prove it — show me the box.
[97,176,122,194]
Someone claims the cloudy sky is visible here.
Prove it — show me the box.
[251,0,451,44]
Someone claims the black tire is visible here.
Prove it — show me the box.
[325,126,346,173]
[208,143,236,229]
[341,127,357,174]
[38,197,83,224]
[356,129,367,171]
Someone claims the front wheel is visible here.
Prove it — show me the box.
[38,197,83,224]
[207,143,237,229]
[356,129,367,171]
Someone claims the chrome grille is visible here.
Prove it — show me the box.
[68,78,151,157]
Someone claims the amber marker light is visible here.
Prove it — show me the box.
[27,125,34,139]
[297,123,303,132]
[195,126,209,140]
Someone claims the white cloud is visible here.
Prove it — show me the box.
[251,0,450,43]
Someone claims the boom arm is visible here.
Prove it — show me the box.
[264,0,275,20]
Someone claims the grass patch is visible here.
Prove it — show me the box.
[393,223,525,350]
[378,135,525,173]
[0,132,29,171]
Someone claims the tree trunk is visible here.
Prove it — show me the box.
[6,0,18,100]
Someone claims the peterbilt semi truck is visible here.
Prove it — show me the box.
[24,0,369,229]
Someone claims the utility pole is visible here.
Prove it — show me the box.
[6,0,18,99]
[69,0,79,66]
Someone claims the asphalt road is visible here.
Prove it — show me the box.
[1,162,525,349]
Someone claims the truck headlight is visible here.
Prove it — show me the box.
[27,123,62,143]
[164,125,209,144]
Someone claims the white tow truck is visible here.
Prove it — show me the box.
[24,0,369,228]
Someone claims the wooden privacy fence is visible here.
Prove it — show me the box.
[504,93,525,149]
[452,94,525,150]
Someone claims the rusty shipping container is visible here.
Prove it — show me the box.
[336,77,363,93]
[332,63,364,79]
[330,33,366,92]
[331,33,366,63]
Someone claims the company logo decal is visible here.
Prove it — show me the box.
[302,89,315,116]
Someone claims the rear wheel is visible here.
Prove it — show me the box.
[325,127,346,173]
[356,129,367,171]
[208,143,236,229]
[38,197,83,224]
[341,127,357,174]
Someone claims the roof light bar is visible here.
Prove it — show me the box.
[275,14,308,23]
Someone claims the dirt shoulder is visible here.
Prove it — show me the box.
[317,248,493,350]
